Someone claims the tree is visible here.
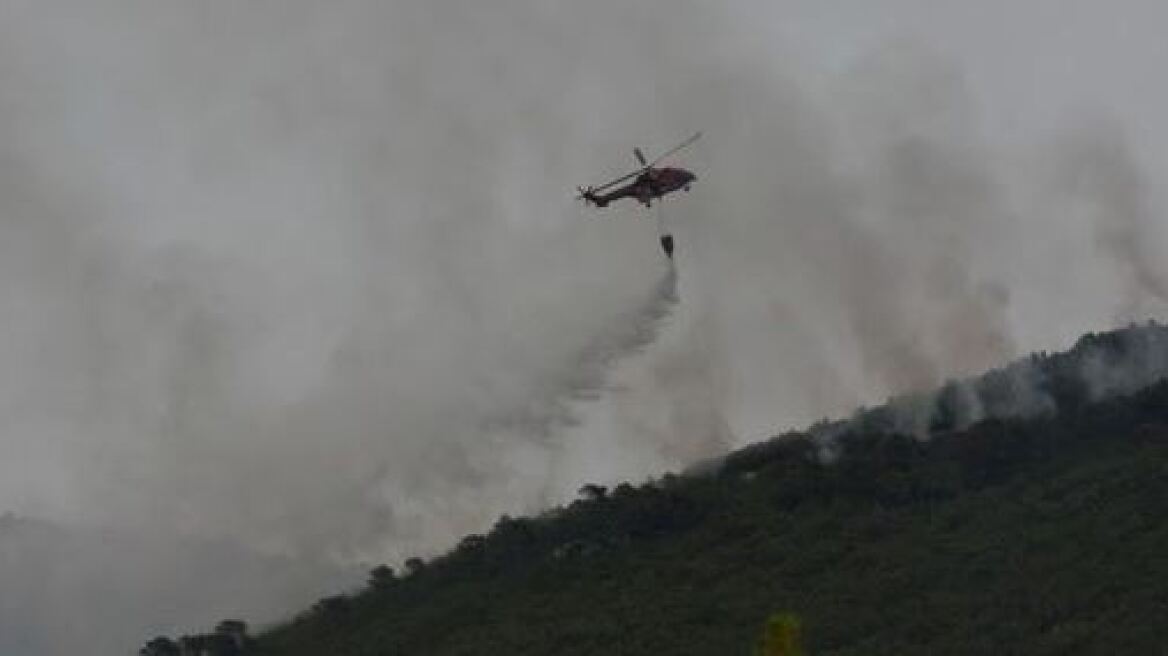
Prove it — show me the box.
[404,557,426,576]
[139,636,180,656]
[578,484,608,501]
[215,619,250,653]
[178,635,209,655]
[313,595,352,616]
[457,533,487,554]
[369,564,396,590]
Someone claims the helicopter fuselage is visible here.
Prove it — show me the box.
[586,167,695,208]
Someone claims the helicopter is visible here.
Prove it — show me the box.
[577,132,701,258]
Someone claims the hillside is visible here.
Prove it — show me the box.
[213,326,1168,654]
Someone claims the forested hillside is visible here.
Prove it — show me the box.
[160,325,1168,655]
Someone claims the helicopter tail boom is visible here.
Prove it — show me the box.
[577,186,609,208]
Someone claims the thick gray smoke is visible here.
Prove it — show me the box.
[0,514,357,656]
[1044,120,1168,320]
[2,2,1168,653]
[822,322,1168,444]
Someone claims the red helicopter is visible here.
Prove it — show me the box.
[577,132,700,209]
[577,133,701,258]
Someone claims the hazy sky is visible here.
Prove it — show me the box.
[2,2,1168,650]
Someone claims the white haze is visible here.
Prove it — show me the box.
[1,1,1168,653]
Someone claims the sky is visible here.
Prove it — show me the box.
[1,1,1168,652]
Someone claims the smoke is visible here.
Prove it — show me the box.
[0,0,695,559]
[2,2,1168,652]
[0,514,356,656]
[833,323,1168,445]
[831,42,1018,392]
[1043,119,1168,320]
[1077,325,1168,401]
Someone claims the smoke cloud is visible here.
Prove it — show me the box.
[1043,119,1168,320]
[2,1,1168,652]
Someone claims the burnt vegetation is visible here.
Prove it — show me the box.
[165,324,1168,654]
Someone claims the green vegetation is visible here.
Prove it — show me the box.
[141,621,251,655]
[176,325,1168,654]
